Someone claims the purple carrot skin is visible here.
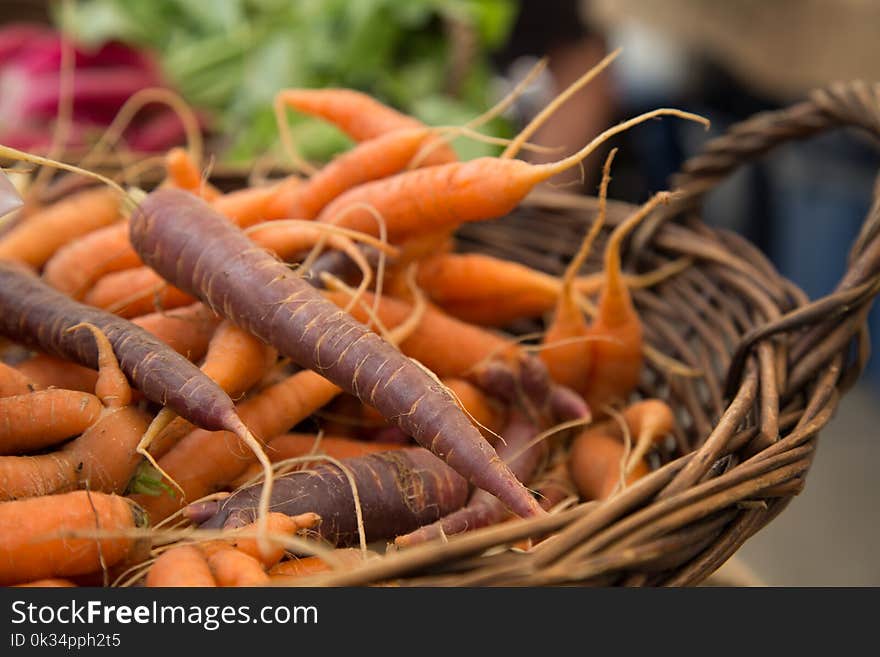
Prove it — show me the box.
[196,447,469,546]
[394,411,544,547]
[0,260,247,437]
[130,189,542,518]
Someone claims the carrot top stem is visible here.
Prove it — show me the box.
[561,148,617,294]
[502,48,621,160]
[530,109,710,183]
[0,145,133,211]
[81,87,203,173]
[602,191,672,322]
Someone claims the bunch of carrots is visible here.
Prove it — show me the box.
[0,52,704,587]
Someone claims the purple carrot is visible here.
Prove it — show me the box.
[129,188,542,518]
[394,410,545,547]
[0,260,246,438]
[194,447,469,546]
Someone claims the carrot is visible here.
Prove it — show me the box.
[269,548,372,579]
[85,266,196,317]
[13,303,219,393]
[266,128,440,220]
[583,193,670,412]
[198,320,277,396]
[540,149,615,392]
[0,491,147,585]
[131,369,341,522]
[131,302,221,362]
[443,378,506,439]
[415,252,560,325]
[146,545,216,587]
[42,222,139,299]
[0,260,272,522]
[0,261,254,438]
[164,147,221,201]
[568,431,650,501]
[413,252,692,327]
[231,435,407,489]
[196,447,469,547]
[323,289,509,379]
[602,399,675,474]
[40,179,302,303]
[84,219,389,319]
[0,361,36,397]
[227,512,321,568]
[14,578,77,587]
[14,353,98,392]
[270,60,545,220]
[130,189,542,519]
[533,458,578,510]
[0,330,151,499]
[0,389,103,455]
[213,178,302,227]
[395,411,544,547]
[0,187,120,267]
[146,321,277,460]
[266,433,404,462]
[204,544,269,587]
[323,288,588,425]
[317,109,706,243]
[275,88,457,167]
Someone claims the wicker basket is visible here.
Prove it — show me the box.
[291,81,880,587]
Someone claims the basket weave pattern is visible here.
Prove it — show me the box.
[296,82,880,586]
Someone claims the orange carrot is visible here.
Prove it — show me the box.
[131,302,221,362]
[414,252,691,327]
[0,321,152,497]
[214,177,302,226]
[0,187,120,267]
[147,321,277,460]
[568,431,649,501]
[85,266,196,317]
[164,147,221,200]
[540,149,615,392]
[15,353,98,393]
[204,544,269,586]
[0,389,103,455]
[323,290,511,379]
[0,491,147,585]
[14,578,77,587]
[42,222,139,299]
[317,110,705,243]
[265,128,442,220]
[131,369,341,523]
[619,399,675,473]
[584,193,669,412]
[269,548,372,579]
[415,252,559,324]
[0,398,151,500]
[146,545,216,587]
[444,378,506,438]
[275,88,457,166]
[227,512,321,568]
[0,362,36,397]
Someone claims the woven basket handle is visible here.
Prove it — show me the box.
[635,82,880,259]
[631,82,880,392]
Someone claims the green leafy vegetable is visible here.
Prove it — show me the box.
[57,0,519,164]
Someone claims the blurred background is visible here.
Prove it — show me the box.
[1,0,877,584]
